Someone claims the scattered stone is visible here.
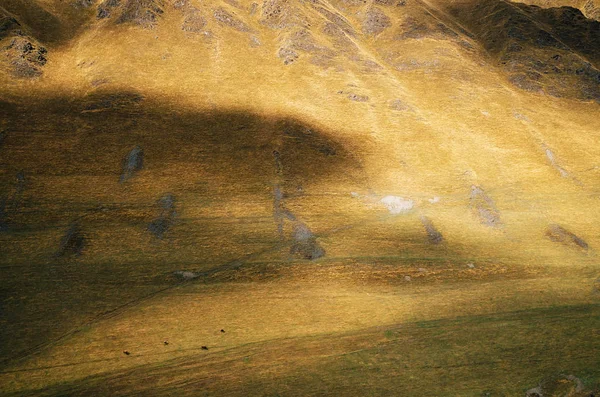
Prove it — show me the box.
[148,218,170,238]
[347,93,369,102]
[341,0,369,5]
[526,387,542,397]
[91,78,109,87]
[380,196,414,214]
[363,7,391,36]
[213,7,251,32]
[375,0,405,5]
[250,35,261,47]
[73,0,95,8]
[278,46,299,65]
[313,5,356,37]
[404,275,412,282]
[261,0,299,29]
[389,99,411,111]
[97,0,120,19]
[224,0,242,9]
[247,2,258,15]
[469,185,501,227]
[173,270,199,280]
[513,111,530,121]
[83,92,144,112]
[361,60,382,72]
[148,193,177,239]
[273,185,285,239]
[281,29,337,68]
[57,222,86,257]
[545,148,555,163]
[182,8,206,33]
[116,0,165,28]
[544,146,570,178]
[120,145,144,182]
[395,58,441,72]
[157,193,175,211]
[173,0,188,10]
[420,216,443,244]
[288,29,322,53]
[5,37,47,78]
[397,16,450,40]
[418,268,426,273]
[526,374,589,397]
[546,224,588,250]
[428,196,440,204]
[290,222,325,260]
[323,20,356,49]
[467,263,475,269]
[509,73,543,93]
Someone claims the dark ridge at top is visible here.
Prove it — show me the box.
[449,0,600,101]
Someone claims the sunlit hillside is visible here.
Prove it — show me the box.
[0,0,599,395]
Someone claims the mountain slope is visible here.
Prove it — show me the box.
[0,0,599,395]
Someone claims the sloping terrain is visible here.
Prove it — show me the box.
[0,11,47,77]
[446,0,600,100]
[0,0,599,395]
[511,0,600,20]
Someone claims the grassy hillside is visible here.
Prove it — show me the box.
[0,0,599,395]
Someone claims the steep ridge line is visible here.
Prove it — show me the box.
[498,0,600,69]
[414,0,477,39]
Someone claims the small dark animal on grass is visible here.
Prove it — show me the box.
[163,340,169,345]
[123,350,130,355]
[201,346,208,350]
[220,329,225,333]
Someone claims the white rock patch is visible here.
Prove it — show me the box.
[545,147,570,177]
[174,270,199,280]
[380,196,414,214]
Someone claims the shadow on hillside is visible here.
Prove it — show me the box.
[446,0,600,101]
[0,90,372,367]
[0,0,95,46]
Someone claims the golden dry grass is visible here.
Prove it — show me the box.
[0,0,599,395]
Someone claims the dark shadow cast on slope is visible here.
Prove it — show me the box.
[0,88,511,371]
[446,0,600,101]
[0,89,367,367]
[0,0,97,46]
